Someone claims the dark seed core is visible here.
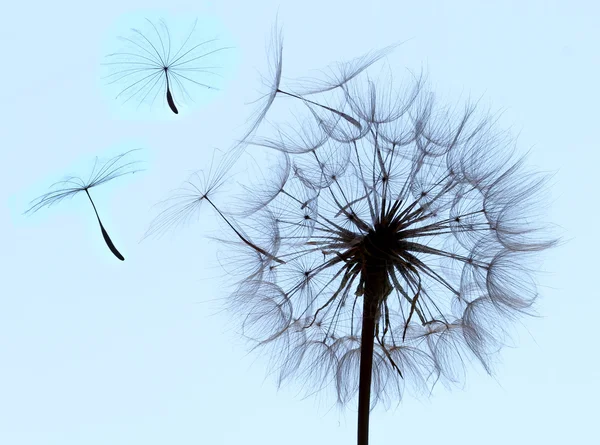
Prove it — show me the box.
[363,223,399,261]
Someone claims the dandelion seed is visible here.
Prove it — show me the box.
[142,148,285,265]
[103,18,232,114]
[24,150,143,261]
[239,20,396,148]
[142,147,235,240]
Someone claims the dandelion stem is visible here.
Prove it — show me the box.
[358,296,375,445]
[358,257,392,445]
[85,189,125,261]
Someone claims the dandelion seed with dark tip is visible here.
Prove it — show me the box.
[25,149,143,261]
[142,148,284,265]
[239,21,392,148]
[142,147,236,240]
[201,50,556,445]
[103,18,232,114]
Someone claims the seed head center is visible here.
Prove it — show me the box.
[363,222,399,262]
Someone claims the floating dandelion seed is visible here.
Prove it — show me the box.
[142,147,285,265]
[238,21,398,147]
[142,147,236,240]
[103,18,231,114]
[25,150,143,261]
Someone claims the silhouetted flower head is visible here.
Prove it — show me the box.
[221,59,556,409]
[142,25,555,423]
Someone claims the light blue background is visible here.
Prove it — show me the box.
[2,1,597,444]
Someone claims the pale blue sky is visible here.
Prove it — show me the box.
[2,1,598,444]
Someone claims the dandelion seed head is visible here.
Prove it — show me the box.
[226,66,556,407]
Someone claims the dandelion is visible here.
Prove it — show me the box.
[214,61,554,444]
[25,149,143,261]
[103,18,231,114]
